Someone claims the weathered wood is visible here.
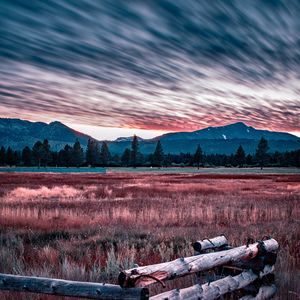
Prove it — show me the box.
[223,251,277,273]
[192,235,228,252]
[0,273,149,299]
[119,239,278,287]
[239,284,276,300]
[150,265,274,300]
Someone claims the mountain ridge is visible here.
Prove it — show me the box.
[152,122,298,141]
[0,118,94,151]
[0,118,299,154]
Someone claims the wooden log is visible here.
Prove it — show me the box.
[150,265,274,300]
[258,239,278,254]
[239,284,276,300]
[119,239,278,287]
[192,235,228,252]
[223,251,277,273]
[0,273,149,299]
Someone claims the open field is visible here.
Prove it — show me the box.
[108,167,300,174]
[0,172,299,299]
[0,166,299,174]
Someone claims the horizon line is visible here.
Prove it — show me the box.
[1,116,300,140]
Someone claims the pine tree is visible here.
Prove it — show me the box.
[272,151,282,166]
[246,154,253,166]
[234,145,246,167]
[32,141,44,168]
[72,139,84,167]
[255,137,269,169]
[6,146,14,166]
[86,139,94,166]
[51,151,59,167]
[100,142,111,166]
[86,139,99,166]
[164,153,172,167]
[13,151,21,166]
[111,154,120,166]
[0,146,5,166]
[153,140,164,168]
[63,144,73,167]
[121,148,131,167]
[93,142,100,166]
[193,145,203,169]
[131,135,139,168]
[42,139,51,166]
[22,146,32,166]
[58,149,65,166]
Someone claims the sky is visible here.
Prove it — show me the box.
[0,0,299,140]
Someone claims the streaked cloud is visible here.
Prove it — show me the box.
[0,0,299,135]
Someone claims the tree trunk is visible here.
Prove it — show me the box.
[119,239,278,288]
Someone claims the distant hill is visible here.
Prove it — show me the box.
[114,136,144,142]
[153,122,299,141]
[109,122,300,154]
[0,118,93,150]
[0,118,299,154]
[108,138,300,155]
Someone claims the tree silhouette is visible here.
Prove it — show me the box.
[58,149,65,166]
[131,135,139,168]
[93,142,100,165]
[153,140,164,168]
[193,145,203,169]
[22,146,32,166]
[32,141,44,168]
[246,154,253,166]
[72,139,84,167]
[255,137,269,169]
[111,154,120,166]
[42,139,51,166]
[51,151,58,167]
[234,145,246,167]
[63,144,73,167]
[86,139,94,166]
[121,148,131,167]
[100,142,111,166]
[6,146,14,166]
[0,146,5,166]
[13,151,21,166]
[86,139,99,166]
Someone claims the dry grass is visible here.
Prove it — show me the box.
[0,172,299,299]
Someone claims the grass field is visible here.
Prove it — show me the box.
[0,172,299,299]
[1,166,299,174]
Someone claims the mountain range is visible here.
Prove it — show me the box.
[0,118,92,151]
[0,118,299,155]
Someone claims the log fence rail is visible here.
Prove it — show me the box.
[0,236,279,300]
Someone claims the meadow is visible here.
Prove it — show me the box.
[0,172,299,299]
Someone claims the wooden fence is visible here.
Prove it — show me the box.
[0,236,278,299]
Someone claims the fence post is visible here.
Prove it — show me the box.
[0,273,149,299]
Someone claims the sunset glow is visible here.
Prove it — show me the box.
[0,1,299,138]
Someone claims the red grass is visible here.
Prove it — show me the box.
[0,172,299,299]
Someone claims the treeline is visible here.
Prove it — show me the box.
[0,136,299,168]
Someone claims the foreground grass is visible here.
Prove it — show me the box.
[0,172,299,299]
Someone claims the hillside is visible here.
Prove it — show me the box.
[154,122,299,141]
[0,118,93,150]
[110,122,299,154]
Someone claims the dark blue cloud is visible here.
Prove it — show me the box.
[0,0,299,132]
